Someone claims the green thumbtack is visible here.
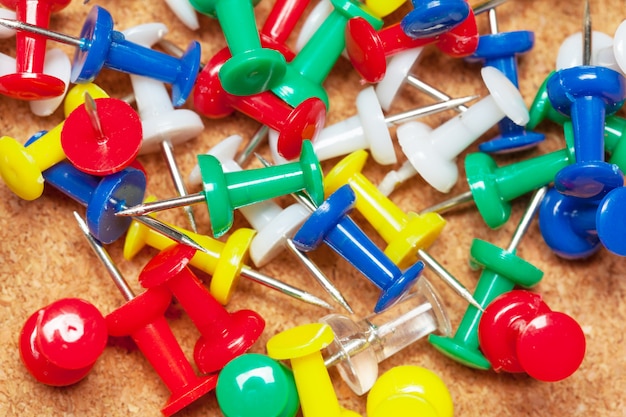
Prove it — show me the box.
[116,140,324,238]
[429,187,546,369]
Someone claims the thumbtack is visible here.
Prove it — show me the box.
[478,290,586,382]
[194,47,326,161]
[19,297,108,386]
[321,279,451,395]
[74,212,217,416]
[0,0,70,100]
[419,141,575,229]
[366,366,453,417]
[428,187,547,370]
[267,323,361,417]
[324,150,482,311]
[117,140,324,238]
[547,81,625,200]
[190,135,352,313]
[123,213,333,310]
[539,181,626,259]
[380,66,529,195]
[216,353,300,417]
[270,86,477,165]
[124,23,205,232]
[465,7,545,153]
[139,244,265,374]
[345,9,478,83]
[61,91,143,175]
[0,82,108,201]
[544,1,625,200]
[292,184,425,313]
[0,5,201,106]
[188,0,287,96]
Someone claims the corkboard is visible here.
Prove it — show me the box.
[0,0,625,416]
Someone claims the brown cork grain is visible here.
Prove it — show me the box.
[0,0,625,416]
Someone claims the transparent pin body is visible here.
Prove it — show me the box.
[321,278,450,395]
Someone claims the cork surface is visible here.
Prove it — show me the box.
[1,0,625,416]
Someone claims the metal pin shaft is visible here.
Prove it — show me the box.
[583,0,592,66]
[160,140,198,233]
[419,190,474,215]
[73,212,135,301]
[507,186,548,253]
[383,95,478,125]
[285,238,353,313]
[0,17,85,47]
[132,215,208,254]
[240,265,333,310]
[115,192,206,217]
[405,76,470,113]
[417,249,483,311]
[83,92,107,141]
[236,125,270,167]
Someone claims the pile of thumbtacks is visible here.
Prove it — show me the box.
[0,0,625,415]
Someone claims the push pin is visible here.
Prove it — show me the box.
[74,213,217,416]
[478,290,586,382]
[293,184,425,313]
[216,353,299,417]
[547,31,625,200]
[0,82,108,201]
[366,366,453,417]
[466,7,545,153]
[190,135,352,313]
[19,297,108,386]
[380,66,529,195]
[269,0,384,110]
[270,87,477,165]
[117,140,324,238]
[0,0,70,99]
[123,214,333,309]
[345,9,478,83]
[124,23,204,232]
[429,187,546,370]
[39,159,146,244]
[539,183,626,259]
[193,47,326,160]
[324,150,482,311]
[401,0,470,38]
[0,5,201,106]
[419,140,575,229]
[266,323,361,417]
[139,244,265,374]
[321,279,451,395]
[188,0,287,96]
[61,91,143,176]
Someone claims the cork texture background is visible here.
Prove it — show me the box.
[0,0,625,416]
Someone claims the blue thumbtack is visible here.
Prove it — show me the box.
[547,2,626,200]
[547,65,625,199]
[292,184,425,313]
[0,5,201,107]
[467,8,545,153]
[539,186,626,259]
[401,0,470,38]
[42,160,146,244]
